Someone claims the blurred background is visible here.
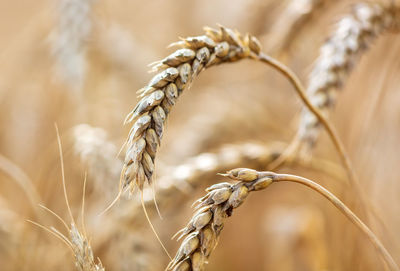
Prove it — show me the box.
[0,0,399,270]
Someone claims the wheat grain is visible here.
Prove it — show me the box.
[167,168,399,271]
[122,25,262,195]
[299,2,400,149]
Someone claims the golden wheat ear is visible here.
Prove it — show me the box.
[120,25,263,198]
[167,169,399,271]
[120,24,342,205]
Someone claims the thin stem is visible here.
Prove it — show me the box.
[254,52,374,218]
[55,124,75,224]
[269,173,399,271]
[255,52,356,181]
[0,153,41,210]
[254,52,392,234]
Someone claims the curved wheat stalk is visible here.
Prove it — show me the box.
[269,2,400,227]
[167,168,399,271]
[299,2,400,149]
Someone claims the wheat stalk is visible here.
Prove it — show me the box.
[269,2,400,225]
[167,168,399,271]
[299,1,400,149]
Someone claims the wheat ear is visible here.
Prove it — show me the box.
[121,25,263,196]
[167,168,398,271]
[299,2,400,149]
[50,0,95,91]
[122,25,343,199]
[73,124,122,196]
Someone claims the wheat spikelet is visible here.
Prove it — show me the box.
[29,205,105,271]
[68,223,105,271]
[299,2,400,149]
[122,25,262,195]
[50,0,94,91]
[167,168,398,271]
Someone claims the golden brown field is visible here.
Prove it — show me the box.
[0,0,399,270]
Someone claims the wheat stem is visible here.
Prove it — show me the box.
[255,52,361,197]
[271,173,399,271]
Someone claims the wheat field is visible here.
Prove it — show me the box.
[0,0,400,270]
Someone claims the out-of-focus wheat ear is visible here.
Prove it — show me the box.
[115,142,345,226]
[298,2,400,150]
[168,169,399,271]
[72,124,122,197]
[50,0,95,91]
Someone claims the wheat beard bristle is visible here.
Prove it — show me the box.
[121,25,263,196]
[298,2,400,150]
